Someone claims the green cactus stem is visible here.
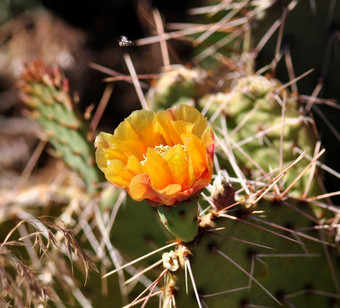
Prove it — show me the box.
[157,199,199,243]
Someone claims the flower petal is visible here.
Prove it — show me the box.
[95,104,215,206]
[171,120,194,138]
[171,104,208,138]
[104,159,135,188]
[95,132,127,171]
[156,109,181,146]
[202,126,215,172]
[114,109,165,160]
[129,174,160,202]
[163,144,189,188]
[126,155,143,175]
[182,133,207,180]
[142,147,174,190]
[155,184,183,205]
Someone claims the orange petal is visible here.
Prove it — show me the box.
[155,184,183,205]
[163,144,189,188]
[129,174,160,202]
[142,148,174,190]
[157,183,182,195]
[182,134,207,180]
[126,155,143,175]
[156,109,181,146]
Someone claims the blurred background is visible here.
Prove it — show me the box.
[0,0,195,182]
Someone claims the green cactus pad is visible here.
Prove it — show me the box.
[157,199,199,243]
[18,61,104,194]
[199,75,321,199]
[171,198,340,307]
[148,65,209,111]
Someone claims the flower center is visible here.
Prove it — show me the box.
[141,144,185,166]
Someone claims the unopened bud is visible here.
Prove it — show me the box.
[211,170,235,211]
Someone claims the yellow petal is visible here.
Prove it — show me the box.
[104,147,128,164]
[171,120,194,138]
[104,159,135,188]
[156,109,182,145]
[95,132,127,171]
[142,147,174,190]
[182,134,207,180]
[201,126,215,149]
[163,144,188,188]
[202,126,215,172]
[114,109,165,160]
[126,155,143,175]
[172,104,208,138]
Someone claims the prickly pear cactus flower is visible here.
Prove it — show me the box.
[95,104,214,206]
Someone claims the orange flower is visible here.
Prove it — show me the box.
[95,104,214,206]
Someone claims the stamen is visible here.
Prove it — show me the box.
[140,144,186,165]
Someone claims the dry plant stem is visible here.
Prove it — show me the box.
[128,268,168,308]
[123,53,149,110]
[185,259,202,308]
[271,8,287,77]
[91,84,114,132]
[294,145,340,179]
[14,140,46,194]
[279,149,325,199]
[276,68,314,92]
[18,223,42,271]
[124,259,163,285]
[303,141,322,198]
[153,9,170,69]
[284,47,298,93]
[89,62,149,89]
[103,242,177,278]
[103,74,159,82]
[193,0,247,46]
[305,81,323,114]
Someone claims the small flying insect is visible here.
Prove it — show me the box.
[117,36,135,47]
